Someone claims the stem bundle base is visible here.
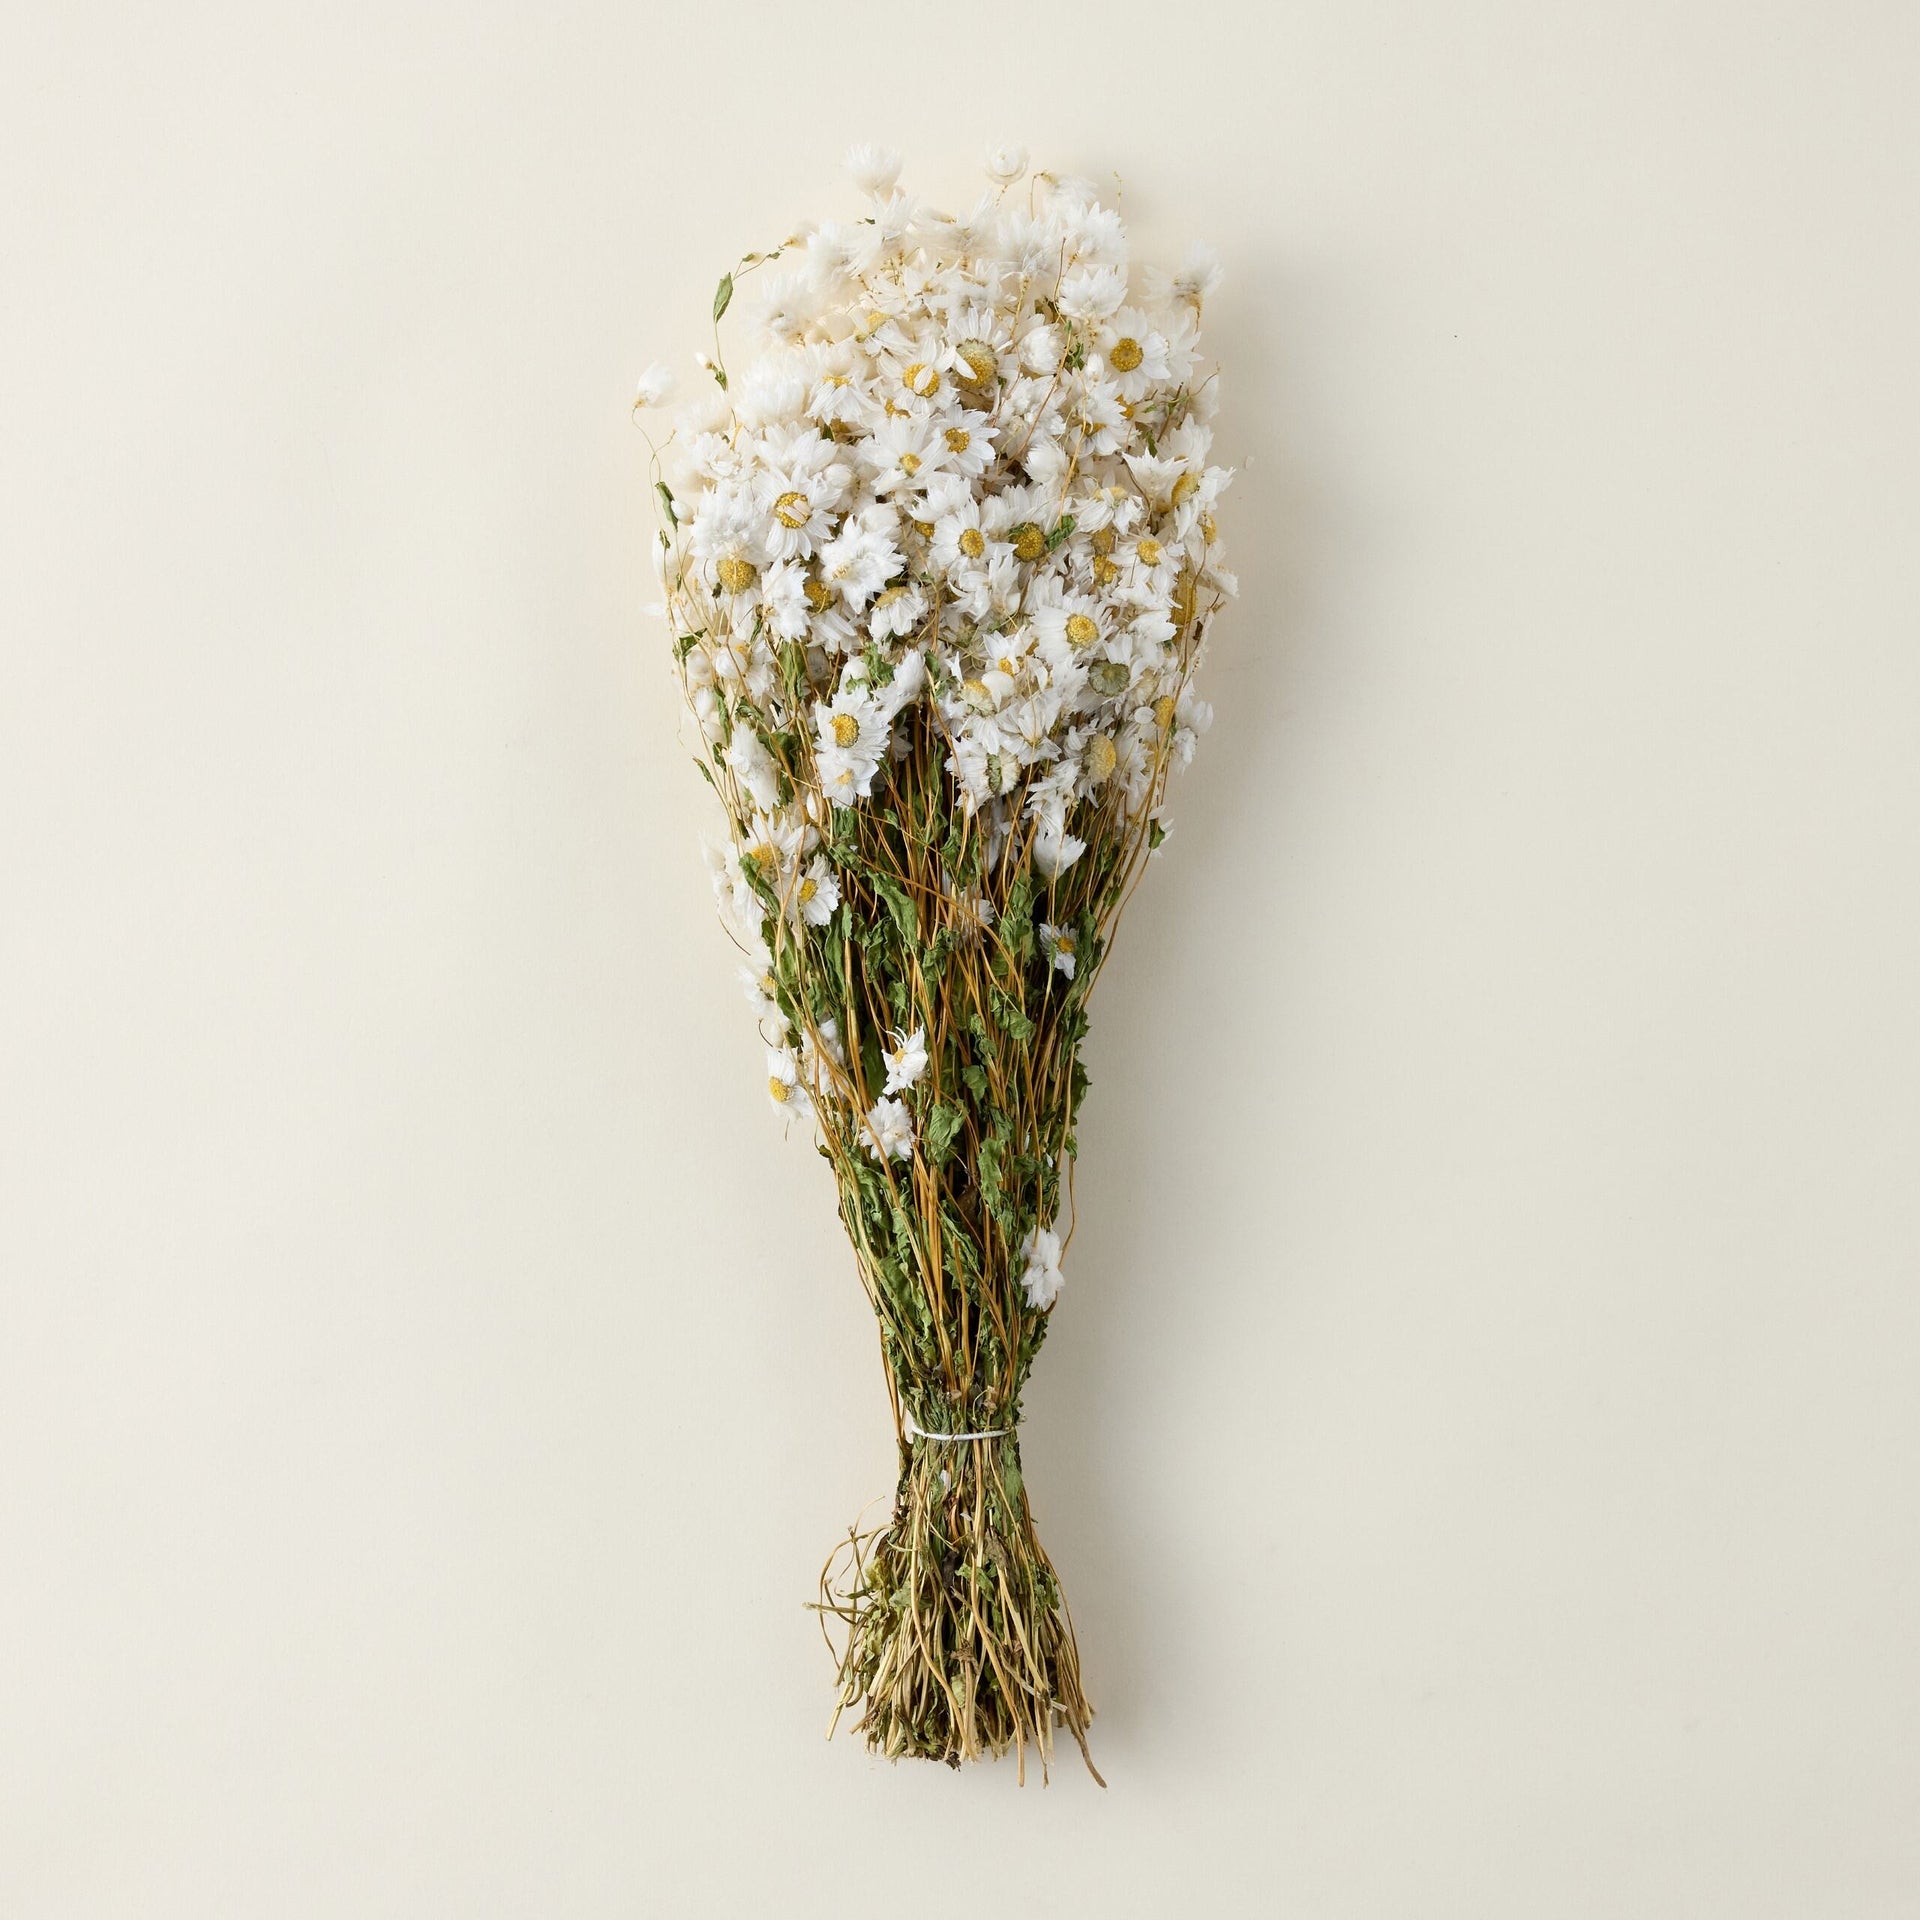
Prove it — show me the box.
[818,1433,1102,1784]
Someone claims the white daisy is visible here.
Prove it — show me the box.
[882,1026,929,1095]
[1030,592,1107,657]
[632,361,675,409]
[868,580,927,643]
[1095,309,1172,401]
[792,854,840,927]
[766,1046,812,1120]
[1039,921,1079,978]
[929,490,992,575]
[844,144,903,199]
[814,686,890,806]
[817,514,902,613]
[806,1015,847,1073]
[984,144,1028,187]
[930,408,997,480]
[738,944,783,1025]
[863,1096,915,1162]
[1057,263,1128,321]
[1170,240,1224,307]
[754,468,839,563]
[1019,1225,1064,1310]
[760,559,814,642]
[724,727,781,812]
[860,412,948,498]
[686,483,764,596]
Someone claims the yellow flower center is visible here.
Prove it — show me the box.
[768,1076,791,1103]
[1108,336,1143,372]
[1171,472,1199,506]
[1056,931,1075,953]
[962,677,992,706]
[996,655,1019,677]
[1085,734,1117,783]
[1137,538,1163,566]
[773,490,810,529]
[1092,555,1119,585]
[1153,695,1178,728]
[747,841,776,868]
[1199,512,1217,545]
[1010,522,1046,562]
[831,713,860,747]
[798,877,817,904]
[715,555,757,593]
[957,340,997,382]
[899,451,921,476]
[944,427,971,453]
[958,527,985,558]
[1065,613,1098,646]
[903,362,941,397]
[804,577,835,611]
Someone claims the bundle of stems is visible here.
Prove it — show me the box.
[665,592,1212,1782]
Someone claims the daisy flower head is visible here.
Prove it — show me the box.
[739,941,783,1026]
[929,490,991,575]
[845,144,903,199]
[817,514,902,615]
[1057,264,1129,322]
[1019,1225,1065,1311]
[868,580,927,644]
[792,854,840,928]
[633,360,676,410]
[754,467,840,563]
[1172,240,1225,308]
[984,144,1029,188]
[1033,821,1088,879]
[766,1046,813,1121]
[724,726,781,813]
[882,1026,929,1095]
[686,483,765,598]
[759,559,815,642]
[863,1096,915,1162]
[814,687,889,807]
[1039,921,1079,979]
[1031,592,1107,660]
[861,411,948,499]
[805,1015,847,1074]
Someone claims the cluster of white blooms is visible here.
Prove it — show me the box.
[641,147,1233,1169]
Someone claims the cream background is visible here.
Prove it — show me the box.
[4,1,1918,1913]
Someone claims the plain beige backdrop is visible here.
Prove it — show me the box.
[4,1,1917,1913]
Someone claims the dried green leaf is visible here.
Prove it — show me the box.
[925,1102,965,1165]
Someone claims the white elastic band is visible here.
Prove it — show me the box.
[903,1409,1011,1442]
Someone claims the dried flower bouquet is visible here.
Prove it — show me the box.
[638,146,1233,1780]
